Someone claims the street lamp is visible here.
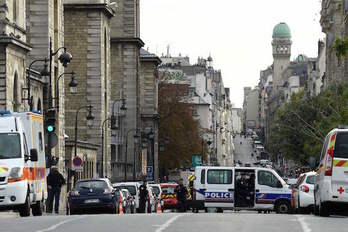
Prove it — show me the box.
[55,71,78,109]
[111,99,126,130]
[25,58,49,110]
[74,105,94,158]
[101,117,112,178]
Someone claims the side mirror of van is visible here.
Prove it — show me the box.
[30,149,38,162]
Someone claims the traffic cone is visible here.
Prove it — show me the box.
[157,199,162,213]
[119,197,124,215]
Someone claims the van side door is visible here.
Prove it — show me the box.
[204,168,234,208]
[255,170,285,210]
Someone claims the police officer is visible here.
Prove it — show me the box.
[175,178,188,212]
[139,180,148,213]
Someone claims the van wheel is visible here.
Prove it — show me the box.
[19,193,31,217]
[32,198,44,216]
[216,208,223,213]
[275,200,290,214]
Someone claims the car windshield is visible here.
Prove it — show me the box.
[306,175,315,185]
[120,185,137,196]
[161,187,175,194]
[0,133,21,159]
[151,186,160,196]
[75,180,108,190]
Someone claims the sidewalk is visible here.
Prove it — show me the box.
[0,211,18,218]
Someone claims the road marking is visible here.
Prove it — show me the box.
[155,214,184,232]
[296,215,311,232]
[35,216,86,232]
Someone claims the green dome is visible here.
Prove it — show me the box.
[295,54,308,62]
[272,22,291,38]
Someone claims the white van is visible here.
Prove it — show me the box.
[0,111,47,217]
[314,128,348,216]
[113,182,141,212]
[193,166,292,213]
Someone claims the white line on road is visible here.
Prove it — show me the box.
[296,215,311,232]
[35,216,86,232]
[155,214,185,232]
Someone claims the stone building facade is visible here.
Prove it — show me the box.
[109,0,144,181]
[64,1,114,179]
[139,49,161,182]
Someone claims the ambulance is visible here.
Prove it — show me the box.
[0,111,47,217]
[314,127,348,216]
[192,166,292,213]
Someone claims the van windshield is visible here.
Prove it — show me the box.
[0,133,21,159]
[334,132,348,159]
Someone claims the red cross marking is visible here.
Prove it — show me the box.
[338,187,344,194]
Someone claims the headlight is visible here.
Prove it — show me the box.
[69,190,80,196]
[9,167,22,178]
[104,188,113,194]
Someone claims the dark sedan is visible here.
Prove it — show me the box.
[68,178,119,215]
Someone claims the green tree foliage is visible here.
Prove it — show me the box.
[268,83,348,165]
[158,83,202,172]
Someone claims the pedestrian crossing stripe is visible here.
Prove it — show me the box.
[333,159,348,167]
[0,167,8,173]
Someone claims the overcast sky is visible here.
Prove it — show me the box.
[140,0,324,107]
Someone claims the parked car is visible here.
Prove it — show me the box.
[68,178,119,215]
[149,184,163,211]
[147,187,157,213]
[160,183,178,211]
[314,127,348,216]
[292,171,316,213]
[113,182,140,212]
[121,189,136,214]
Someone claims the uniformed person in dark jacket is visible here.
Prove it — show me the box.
[139,181,148,213]
[46,167,65,214]
[175,178,188,212]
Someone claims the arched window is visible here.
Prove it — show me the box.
[13,71,19,112]
[37,98,41,113]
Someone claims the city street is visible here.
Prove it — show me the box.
[233,135,258,165]
[1,212,348,232]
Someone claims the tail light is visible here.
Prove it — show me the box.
[325,148,333,176]
[300,185,309,193]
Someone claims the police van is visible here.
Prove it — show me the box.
[0,111,47,217]
[193,166,292,213]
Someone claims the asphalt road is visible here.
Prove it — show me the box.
[1,212,348,232]
[233,135,258,165]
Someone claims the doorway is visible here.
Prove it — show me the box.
[234,169,255,208]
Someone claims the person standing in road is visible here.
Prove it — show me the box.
[139,181,148,213]
[46,167,65,214]
[175,178,188,212]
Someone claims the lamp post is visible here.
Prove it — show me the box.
[39,38,72,167]
[74,105,94,158]
[124,128,140,181]
[101,117,111,178]
[25,58,49,110]
[55,71,78,109]
[111,99,126,130]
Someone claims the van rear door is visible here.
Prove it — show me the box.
[204,168,234,208]
[332,132,348,196]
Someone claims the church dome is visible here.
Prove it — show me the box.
[272,22,291,39]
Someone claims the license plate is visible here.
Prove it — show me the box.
[85,199,99,203]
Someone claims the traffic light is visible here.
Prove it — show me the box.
[45,109,56,133]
